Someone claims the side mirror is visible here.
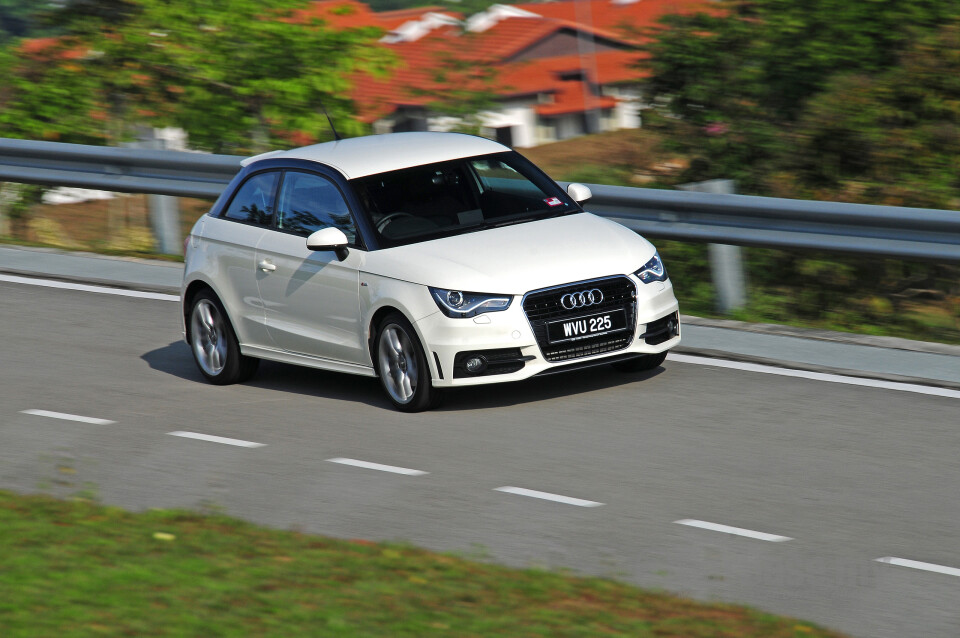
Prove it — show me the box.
[567,183,592,203]
[306,227,349,261]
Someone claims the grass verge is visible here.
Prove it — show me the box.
[0,491,843,637]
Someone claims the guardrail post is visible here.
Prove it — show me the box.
[131,133,182,255]
[678,179,747,314]
[0,184,11,237]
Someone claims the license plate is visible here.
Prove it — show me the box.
[547,309,628,344]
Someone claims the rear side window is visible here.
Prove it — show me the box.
[276,171,358,243]
[222,172,279,226]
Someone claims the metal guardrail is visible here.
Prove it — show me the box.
[0,137,240,199]
[577,183,960,262]
[2,137,959,262]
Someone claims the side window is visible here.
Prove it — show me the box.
[276,171,358,243]
[222,172,279,226]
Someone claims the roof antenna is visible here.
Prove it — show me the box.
[319,99,342,141]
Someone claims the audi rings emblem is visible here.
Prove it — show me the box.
[560,288,604,310]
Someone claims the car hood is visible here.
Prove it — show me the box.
[360,213,655,294]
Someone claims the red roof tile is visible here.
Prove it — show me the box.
[497,49,646,95]
[293,0,384,29]
[536,82,617,116]
[512,0,712,41]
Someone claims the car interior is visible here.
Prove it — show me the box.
[354,155,567,243]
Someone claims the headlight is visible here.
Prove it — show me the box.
[429,287,512,318]
[634,251,668,283]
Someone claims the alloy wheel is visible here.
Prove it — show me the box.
[191,299,228,377]
[378,324,419,405]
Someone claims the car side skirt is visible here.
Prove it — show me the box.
[241,344,377,378]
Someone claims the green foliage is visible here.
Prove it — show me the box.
[789,23,960,208]
[40,0,141,34]
[641,0,960,197]
[365,0,512,16]
[0,0,395,153]
[656,240,714,315]
[0,0,49,41]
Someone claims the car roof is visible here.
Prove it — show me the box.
[241,132,510,179]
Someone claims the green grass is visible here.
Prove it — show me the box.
[0,491,843,637]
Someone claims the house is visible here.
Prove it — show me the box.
[304,0,709,147]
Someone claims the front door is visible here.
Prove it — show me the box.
[255,170,366,365]
[202,170,279,348]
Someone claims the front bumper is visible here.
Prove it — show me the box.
[416,274,680,387]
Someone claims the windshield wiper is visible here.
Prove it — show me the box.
[485,209,577,229]
[485,217,533,229]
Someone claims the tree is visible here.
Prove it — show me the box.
[0,0,44,41]
[639,0,960,191]
[790,22,960,209]
[0,0,395,153]
[39,0,141,34]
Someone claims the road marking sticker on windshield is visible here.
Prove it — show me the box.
[21,409,115,425]
[0,274,179,301]
[674,519,793,542]
[876,557,960,578]
[494,486,603,507]
[326,458,428,476]
[168,431,265,448]
[669,353,960,400]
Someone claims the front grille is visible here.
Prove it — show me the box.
[522,276,637,362]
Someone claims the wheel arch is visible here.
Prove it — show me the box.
[367,305,404,376]
[366,304,440,382]
[182,278,231,343]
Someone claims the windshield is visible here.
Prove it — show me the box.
[351,151,580,248]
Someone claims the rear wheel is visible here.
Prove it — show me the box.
[188,290,259,385]
[375,313,441,412]
[611,351,667,373]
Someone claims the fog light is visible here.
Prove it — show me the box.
[464,356,486,374]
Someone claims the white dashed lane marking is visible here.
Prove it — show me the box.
[876,557,960,578]
[326,458,428,476]
[674,519,793,542]
[494,486,603,507]
[21,409,115,426]
[167,431,265,448]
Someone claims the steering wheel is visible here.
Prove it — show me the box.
[376,212,416,233]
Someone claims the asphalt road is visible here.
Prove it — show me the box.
[2,278,959,638]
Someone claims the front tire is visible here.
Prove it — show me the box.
[188,290,259,385]
[375,313,441,412]
[611,351,667,373]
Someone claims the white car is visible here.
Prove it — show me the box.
[181,132,680,411]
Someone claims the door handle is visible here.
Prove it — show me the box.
[259,260,277,273]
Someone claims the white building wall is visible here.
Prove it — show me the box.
[417,101,539,148]
[554,114,585,140]
[602,84,643,129]
[377,87,645,147]
[425,115,463,132]
[478,104,538,148]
